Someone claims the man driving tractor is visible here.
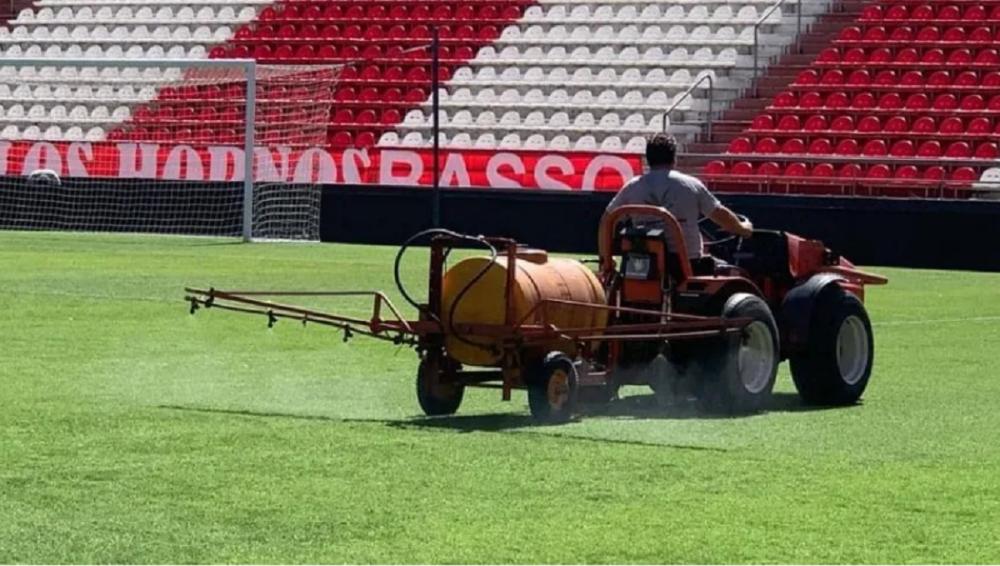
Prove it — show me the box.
[606,133,754,267]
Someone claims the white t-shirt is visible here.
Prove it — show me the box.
[605,168,721,258]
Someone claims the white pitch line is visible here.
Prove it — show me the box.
[875,316,1000,327]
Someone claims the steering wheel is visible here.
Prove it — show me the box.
[699,214,751,262]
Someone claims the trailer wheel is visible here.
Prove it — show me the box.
[416,356,464,416]
[528,352,578,423]
[790,287,873,406]
[698,293,779,414]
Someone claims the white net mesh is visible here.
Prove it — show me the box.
[0,59,340,239]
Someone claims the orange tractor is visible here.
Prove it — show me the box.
[186,205,887,423]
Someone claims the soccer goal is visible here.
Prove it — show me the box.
[0,57,341,241]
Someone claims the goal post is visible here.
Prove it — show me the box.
[0,57,340,241]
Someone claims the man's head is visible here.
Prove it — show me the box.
[645,133,678,169]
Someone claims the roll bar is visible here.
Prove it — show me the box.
[598,205,693,281]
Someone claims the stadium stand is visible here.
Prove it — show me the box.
[0,0,821,148]
[703,0,1000,195]
[4,0,997,196]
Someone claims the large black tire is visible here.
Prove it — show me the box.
[697,293,780,414]
[790,287,874,406]
[416,356,464,416]
[527,352,578,423]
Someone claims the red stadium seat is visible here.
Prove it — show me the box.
[821,69,845,85]
[870,48,893,63]
[784,162,809,177]
[831,116,855,132]
[955,71,979,87]
[889,26,912,41]
[755,137,780,153]
[884,116,909,133]
[781,138,806,154]
[844,48,866,63]
[924,166,946,180]
[838,163,863,178]
[945,142,972,158]
[922,49,946,64]
[961,94,986,111]
[968,117,992,134]
[916,25,941,41]
[818,48,841,63]
[894,165,919,179]
[811,163,835,178]
[731,162,754,175]
[975,142,999,159]
[751,114,775,130]
[808,138,833,155]
[704,161,727,175]
[866,164,892,179]
[900,71,924,86]
[774,92,797,108]
[918,140,943,158]
[861,5,882,20]
[928,71,952,86]
[840,26,862,41]
[758,162,782,176]
[835,138,861,155]
[851,91,875,110]
[878,93,902,110]
[905,94,930,110]
[951,167,977,181]
[862,139,888,156]
[728,137,753,154]
[890,139,915,157]
[896,48,919,64]
[781,138,806,155]
[847,70,872,86]
[933,94,958,110]
[826,92,850,109]
[858,116,882,132]
[943,26,966,42]
[804,115,828,131]
[777,115,801,131]
[940,117,965,134]
[868,26,890,40]
[874,70,898,86]
[800,92,823,109]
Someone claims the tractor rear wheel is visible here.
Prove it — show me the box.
[528,352,578,423]
[790,287,873,406]
[697,293,780,414]
[416,355,464,416]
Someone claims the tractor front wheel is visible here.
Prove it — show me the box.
[416,355,464,416]
[790,287,874,406]
[698,293,780,414]
[528,352,578,423]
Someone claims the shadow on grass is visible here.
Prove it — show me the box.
[158,392,858,435]
[588,392,857,421]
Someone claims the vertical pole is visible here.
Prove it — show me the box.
[753,25,759,97]
[242,60,256,242]
[430,28,441,228]
[797,0,802,54]
[707,77,714,142]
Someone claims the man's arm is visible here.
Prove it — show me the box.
[708,205,754,238]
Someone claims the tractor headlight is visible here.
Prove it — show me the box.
[624,254,652,279]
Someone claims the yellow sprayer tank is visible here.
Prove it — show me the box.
[442,249,608,367]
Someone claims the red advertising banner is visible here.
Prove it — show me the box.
[1,141,642,192]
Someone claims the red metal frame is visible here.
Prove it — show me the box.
[186,205,887,401]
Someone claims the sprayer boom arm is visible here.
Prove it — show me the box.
[184,288,431,344]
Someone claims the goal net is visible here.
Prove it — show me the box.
[0,58,340,240]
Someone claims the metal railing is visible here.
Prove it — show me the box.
[753,0,802,96]
[661,73,715,142]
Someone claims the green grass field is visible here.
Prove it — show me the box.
[2,231,999,563]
